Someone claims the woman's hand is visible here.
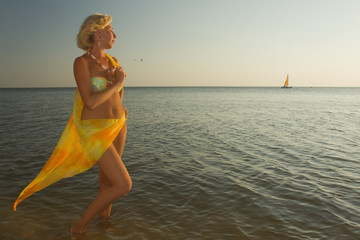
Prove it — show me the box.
[124,106,128,118]
[114,66,126,87]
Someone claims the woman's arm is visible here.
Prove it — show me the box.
[119,88,124,102]
[112,56,126,103]
[74,56,124,110]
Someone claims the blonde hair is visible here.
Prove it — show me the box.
[77,13,112,51]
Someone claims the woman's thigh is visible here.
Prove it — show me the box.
[113,123,127,157]
[99,123,128,185]
[97,144,131,189]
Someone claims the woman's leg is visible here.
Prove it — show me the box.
[99,123,127,217]
[114,123,127,156]
[98,170,113,217]
[71,143,132,233]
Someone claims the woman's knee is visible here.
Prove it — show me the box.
[124,177,132,194]
[113,177,132,199]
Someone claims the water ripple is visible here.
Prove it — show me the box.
[1,87,360,239]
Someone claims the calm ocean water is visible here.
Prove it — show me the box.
[0,87,359,240]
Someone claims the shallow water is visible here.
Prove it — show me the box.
[0,87,359,239]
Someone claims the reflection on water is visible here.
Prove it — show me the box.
[0,87,359,239]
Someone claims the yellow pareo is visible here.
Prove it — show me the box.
[14,55,125,211]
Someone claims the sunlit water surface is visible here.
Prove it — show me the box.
[0,87,359,240]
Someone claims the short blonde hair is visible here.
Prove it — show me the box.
[77,13,112,51]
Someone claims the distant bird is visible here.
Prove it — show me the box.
[134,58,144,62]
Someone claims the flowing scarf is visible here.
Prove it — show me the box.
[14,54,125,211]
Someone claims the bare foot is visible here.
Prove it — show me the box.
[70,223,86,235]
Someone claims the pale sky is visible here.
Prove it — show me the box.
[1,0,359,87]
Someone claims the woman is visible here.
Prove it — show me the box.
[13,13,131,234]
[71,13,132,234]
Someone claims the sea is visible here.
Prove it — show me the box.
[0,87,359,240]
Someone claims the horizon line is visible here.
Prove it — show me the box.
[1,86,360,89]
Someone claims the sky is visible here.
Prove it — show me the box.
[0,0,359,87]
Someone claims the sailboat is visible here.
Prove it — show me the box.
[281,74,292,88]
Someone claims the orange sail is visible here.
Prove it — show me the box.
[281,74,292,88]
[284,74,289,87]
[14,55,125,211]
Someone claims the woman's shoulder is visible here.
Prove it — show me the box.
[74,54,90,69]
[73,54,92,85]
[74,54,90,64]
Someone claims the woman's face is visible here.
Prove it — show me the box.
[98,24,117,49]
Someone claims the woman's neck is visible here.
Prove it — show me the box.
[89,46,106,59]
